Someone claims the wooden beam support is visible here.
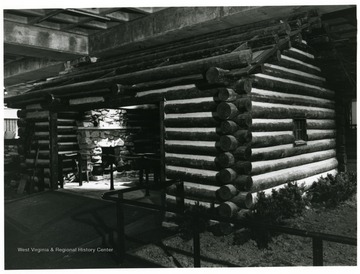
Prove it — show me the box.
[49,111,58,190]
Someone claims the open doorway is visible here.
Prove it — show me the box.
[61,103,162,200]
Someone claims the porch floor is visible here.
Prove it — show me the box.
[4,180,167,269]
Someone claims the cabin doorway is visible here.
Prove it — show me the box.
[60,103,163,200]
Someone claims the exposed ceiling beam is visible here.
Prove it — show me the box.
[4,13,29,24]
[102,11,143,22]
[4,21,88,60]
[60,8,121,31]
[28,9,64,24]
[4,58,65,86]
[66,9,112,21]
[89,6,354,58]
[122,7,154,14]
[4,12,89,35]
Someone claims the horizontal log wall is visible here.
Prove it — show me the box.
[245,40,337,214]
[250,168,338,203]
[160,17,335,217]
[163,78,253,207]
[17,108,79,192]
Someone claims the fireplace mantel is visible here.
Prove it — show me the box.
[77,126,140,131]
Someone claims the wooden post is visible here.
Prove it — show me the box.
[78,153,83,186]
[159,99,166,207]
[110,158,115,191]
[58,155,64,188]
[117,192,125,263]
[335,97,347,172]
[49,111,59,190]
[193,215,201,267]
[312,237,323,266]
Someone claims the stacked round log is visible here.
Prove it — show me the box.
[190,17,336,220]
[17,109,29,191]
[32,20,289,92]
[18,104,50,191]
[163,84,223,211]
[217,38,337,218]
[16,107,79,191]
[161,77,254,216]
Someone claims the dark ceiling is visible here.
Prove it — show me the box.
[3,6,356,99]
[4,7,167,65]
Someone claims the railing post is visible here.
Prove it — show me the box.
[117,192,125,263]
[49,111,58,190]
[110,154,115,190]
[193,214,201,268]
[312,237,324,266]
[77,153,83,186]
[58,154,64,188]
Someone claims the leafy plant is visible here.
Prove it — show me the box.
[234,172,357,248]
[306,172,357,208]
[239,183,307,248]
[253,182,307,224]
[177,202,211,241]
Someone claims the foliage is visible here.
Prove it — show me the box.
[253,182,307,225]
[178,202,211,241]
[241,172,357,248]
[241,183,307,248]
[306,172,357,208]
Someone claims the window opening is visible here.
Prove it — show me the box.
[293,118,307,146]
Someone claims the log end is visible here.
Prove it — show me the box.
[234,113,253,127]
[220,120,239,134]
[17,110,26,118]
[234,161,252,174]
[233,78,252,94]
[219,135,238,151]
[206,67,229,84]
[217,102,238,120]
[233,145,252,161]
[234,175,253,191]
[218,88,237,102]
[218,168,237,184]
[216,184,239,201]
[217,201,239,218]
[238,49,253,65]
[240,192,254,209]
[215,152,235,168]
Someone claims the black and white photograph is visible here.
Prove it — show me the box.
[1,0,357,271]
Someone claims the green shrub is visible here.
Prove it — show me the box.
[306,171,357,208]
[245,183,307,248]
[177,202,210,240]
[253,182,307,225]
[238,172,357,248]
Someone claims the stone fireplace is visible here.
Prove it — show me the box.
[76,108,135,180]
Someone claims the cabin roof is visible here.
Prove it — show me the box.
[4,8,355,108]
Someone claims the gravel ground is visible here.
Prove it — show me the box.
[130,195,357,267]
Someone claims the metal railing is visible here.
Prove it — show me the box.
[102,184,357,267]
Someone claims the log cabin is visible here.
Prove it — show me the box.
[4,7,355,222]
